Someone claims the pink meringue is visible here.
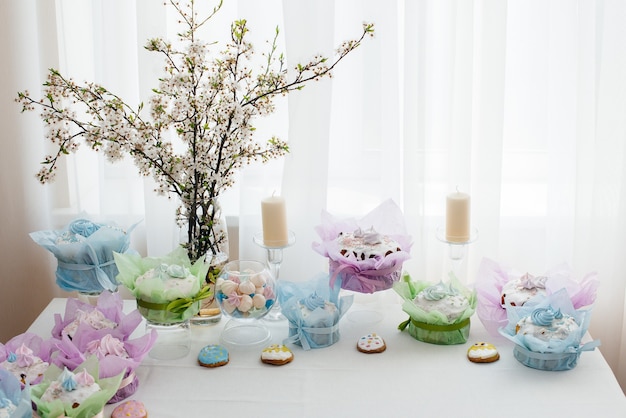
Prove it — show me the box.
[15,343,36,368]
[86,334,128,358]
[75,368,95,386]
[227,292,242,307]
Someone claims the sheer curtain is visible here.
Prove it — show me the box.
[1,0,625,393]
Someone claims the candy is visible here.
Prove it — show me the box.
[220,281,238,296]
[238,281,256,295]
[238,295,253,312]
[253,294,266,309]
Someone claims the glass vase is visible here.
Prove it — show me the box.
[190,251,228,326]
[180,199,229,326]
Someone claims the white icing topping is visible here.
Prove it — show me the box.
[413,287,469,321]
[336,228,401,260]
[299,300,337,319]
[467,344,498,359]
[501,274,547,307]
[357,333,385,351]
[0,344,49,384]
[40,368,101,406]
[62,309,117,338]
[468,347,498,359]
[515,313,579,342]
[135,263,199,300]
[261,345,293,361]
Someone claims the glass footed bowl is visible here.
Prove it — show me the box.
[215,260,276,321]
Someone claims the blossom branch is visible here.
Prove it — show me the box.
[17,0,373,261]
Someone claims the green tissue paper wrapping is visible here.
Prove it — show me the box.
[114,247,211,323]
[394,274,477,345]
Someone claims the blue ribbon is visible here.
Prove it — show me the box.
[57,250,117,292]
[515,339,601,360]
[284,322,340,351]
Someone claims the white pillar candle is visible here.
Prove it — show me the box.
[446,190,471,243]
[261,195,288,247]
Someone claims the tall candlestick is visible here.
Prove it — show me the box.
[446,190,470,243]
[261,195,288,247]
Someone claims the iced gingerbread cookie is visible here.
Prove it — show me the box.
[111,400,148,418]
[356,333,386,354]
[198,344,229,368]
[260,344,294,366]
[467,342,500,363]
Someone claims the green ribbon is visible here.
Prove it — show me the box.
[398,317,470,332]
[136,285,213,314]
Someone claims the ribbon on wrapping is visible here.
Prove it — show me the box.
[398,317,470,332]
[57,256,117,292]
[136,285,212,314]
[118,371,136,390]
[284,322,340,351]
[329,261,402,293]
[55,221,140,293]
[514,339,601,360]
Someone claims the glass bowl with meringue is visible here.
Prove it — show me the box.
[215,260,276,347]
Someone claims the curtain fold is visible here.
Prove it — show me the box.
[0,0,624,393]
[242,0,337,279]
[580,0,626,387]
[0,0,62,341]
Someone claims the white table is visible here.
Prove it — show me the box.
[27,294,626,418]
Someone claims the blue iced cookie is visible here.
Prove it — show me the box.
[198,344,229,368]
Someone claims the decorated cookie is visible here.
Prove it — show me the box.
[467,342,500,363]
[356,333,386,354]
[260,344,294,366]
[198,344,229,368]
[111,400,148,418]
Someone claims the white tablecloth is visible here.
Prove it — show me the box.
[27,293,626,418]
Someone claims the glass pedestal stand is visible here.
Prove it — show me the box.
[253,231,296,321]
[146,320,191,360]
[436,227,479,282]
[345,292,385,325]
[219,319,272,350]
[77,290,103,306]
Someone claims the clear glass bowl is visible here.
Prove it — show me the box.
[215,260,276,347]
[216,260,276,320]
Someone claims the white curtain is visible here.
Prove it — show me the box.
[1,0,625,393]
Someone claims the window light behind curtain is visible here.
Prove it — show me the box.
[51,0,626,391]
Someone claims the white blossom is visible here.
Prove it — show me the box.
[17,0,374,261]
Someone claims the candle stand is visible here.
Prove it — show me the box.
[436,227,478,281]
[253,231,296,321]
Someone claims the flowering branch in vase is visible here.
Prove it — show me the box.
[17,0,375,263]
